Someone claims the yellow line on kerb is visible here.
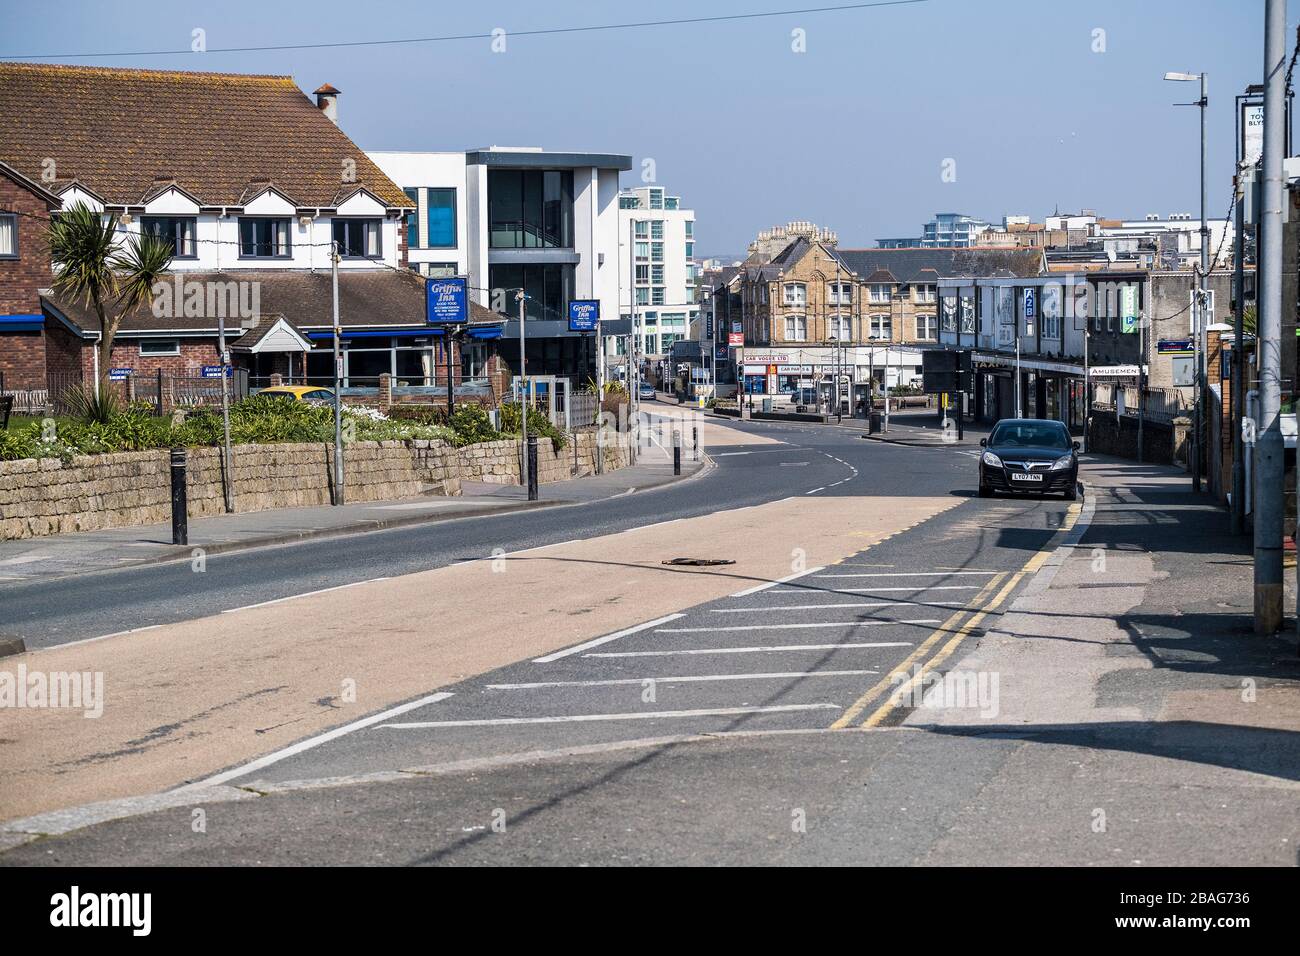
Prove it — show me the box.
[831,499,1083,732]
[861,570,1023,728]
[827,572,1008,730]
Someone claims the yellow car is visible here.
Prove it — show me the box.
[258,385,337,405]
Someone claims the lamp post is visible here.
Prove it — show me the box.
[1165,69,1209,493]
[516,289,528,492]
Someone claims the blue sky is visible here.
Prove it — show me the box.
[0,0,1281,255]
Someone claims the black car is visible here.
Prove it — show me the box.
[978,418,1079,500]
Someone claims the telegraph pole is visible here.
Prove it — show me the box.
[1231,159,1248,535]
[517,290,529,492]
[1255,0,1286,633]
[331,240,344,506]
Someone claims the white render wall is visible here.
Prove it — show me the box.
[367,151,471,282]
[617,185,699,356]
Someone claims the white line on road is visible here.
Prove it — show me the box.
[220,577,390,613]
[378,703,841,729]
[768,585,980,594]
[730,565,825,597]
[178,691,456,791]
[814,571,1000,578]
[659,619,940,633]
[486,670,878,690]
[711,601,930,612]
[586,643,912,658]
[805,487,826,495]
[532,613,686,663]
[40,623,164,653]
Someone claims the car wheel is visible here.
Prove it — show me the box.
[1064,483,1078,501]
[978,483,993,498]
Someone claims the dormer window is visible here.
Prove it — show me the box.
[333,218,381,258]
[239,217,291,258]
[141,216,196,258]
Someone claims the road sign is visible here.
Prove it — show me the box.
[568,299,600,332]
[201,365,232,378]
[920,350,971,394]
[1158,339,1194,355]
[728,331,744,346]
[426,276,468,324]
[109,367,132,381]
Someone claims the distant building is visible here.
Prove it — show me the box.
[878,212,993,249]
[616,185,698,360]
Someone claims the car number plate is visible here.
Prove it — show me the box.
[1010,472,1043,482]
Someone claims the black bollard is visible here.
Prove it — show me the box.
[527,435,539,501]
[170,447,188,545]
[673,429,681,475]
[693,424,699,461]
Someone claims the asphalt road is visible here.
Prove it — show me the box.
[1,411,1019,650]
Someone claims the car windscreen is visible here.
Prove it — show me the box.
[989,422,1070,449]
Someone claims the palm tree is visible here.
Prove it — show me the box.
[47,202,174,395]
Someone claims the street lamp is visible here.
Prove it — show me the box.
[1165,69,1209,493]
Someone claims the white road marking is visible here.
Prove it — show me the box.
[730,565,825,597]
[587,642,912,658]
[378,703,841,729]
[37,623,164,653]
[486,670,878,690]
[532,613,686,663]
[660,619,940,633]
[0,554,50,566]
[768,585,980,594]
[711,601,924,613]
[178,692,456,791]
[805,487,826,495]
[814,571,1000,578]
[220,577,390,613]
[712,452,752,457]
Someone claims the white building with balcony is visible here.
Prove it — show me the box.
[616,185,699,362]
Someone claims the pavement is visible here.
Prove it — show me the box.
[0,427,707,586]
[3,412,1297,865]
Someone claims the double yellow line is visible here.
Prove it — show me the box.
[829,501,1082,730]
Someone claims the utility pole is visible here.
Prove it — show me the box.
[512,291,531,489]
[216,304,234,514]
[1255,0,1286,633]
[1231,160,1248,534]
[330,239,344,506]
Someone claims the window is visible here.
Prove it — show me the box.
[650,221,664,240]
[649,188,664,210]
[830,315,851,340]
[828,281,852,305]
[333,218,381,258]
[685,221,693,238]
[783,282,807,307]
[635,242,649,260]
[685,242,694,258]
[651,287,665,305]
[916,314,938,340]
[870,314,892,339]
[0,213,16,257]
[635,264,649,283]
[636,287,650,305]
[651,265,664,284]
[869,283,892,303]
[141,216,196,258]
[488,169,573,248]
[784,315,807,340]
[634,220,649,239]
[619,196,639,209]
[424,262,457,278]
[651,242,664,263]
[404,188,418,249]
[914,284,936,303]
[139,339,180,356]
[426,188,456,248]
[488,262,574,323]
[664,197,679,210]
[239,217,291,258]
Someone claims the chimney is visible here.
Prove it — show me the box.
[314,83,340,124]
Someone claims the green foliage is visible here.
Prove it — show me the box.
[63,386,123,424]
[499,402,567,451]
[448,404,503,447]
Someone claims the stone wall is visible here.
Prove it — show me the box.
[0,431,629,541]
[1086,413,1187,466]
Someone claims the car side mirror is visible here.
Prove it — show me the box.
[978,438,987,447]
[1072,441,1080,451]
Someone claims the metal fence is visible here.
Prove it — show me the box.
[1091,383,1186,423]
[129,369,250,411]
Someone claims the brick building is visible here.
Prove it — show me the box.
[0,160,63,389]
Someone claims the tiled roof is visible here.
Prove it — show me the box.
[0,62,411,209]
[834,247,1043,282]
[42,269,501,335]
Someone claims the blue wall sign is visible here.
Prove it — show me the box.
[109,367,132,381]
[426,276,469,325]
[1022,288,1036,319]
[201,365,232,378]
[568,299,600,332]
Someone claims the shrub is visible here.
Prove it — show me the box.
[62,385,123,424]
[448,404,503,447]
[499,402,566,451]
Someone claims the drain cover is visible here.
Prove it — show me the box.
[661,558,736,566]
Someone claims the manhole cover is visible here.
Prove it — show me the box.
[661,558,735,566]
